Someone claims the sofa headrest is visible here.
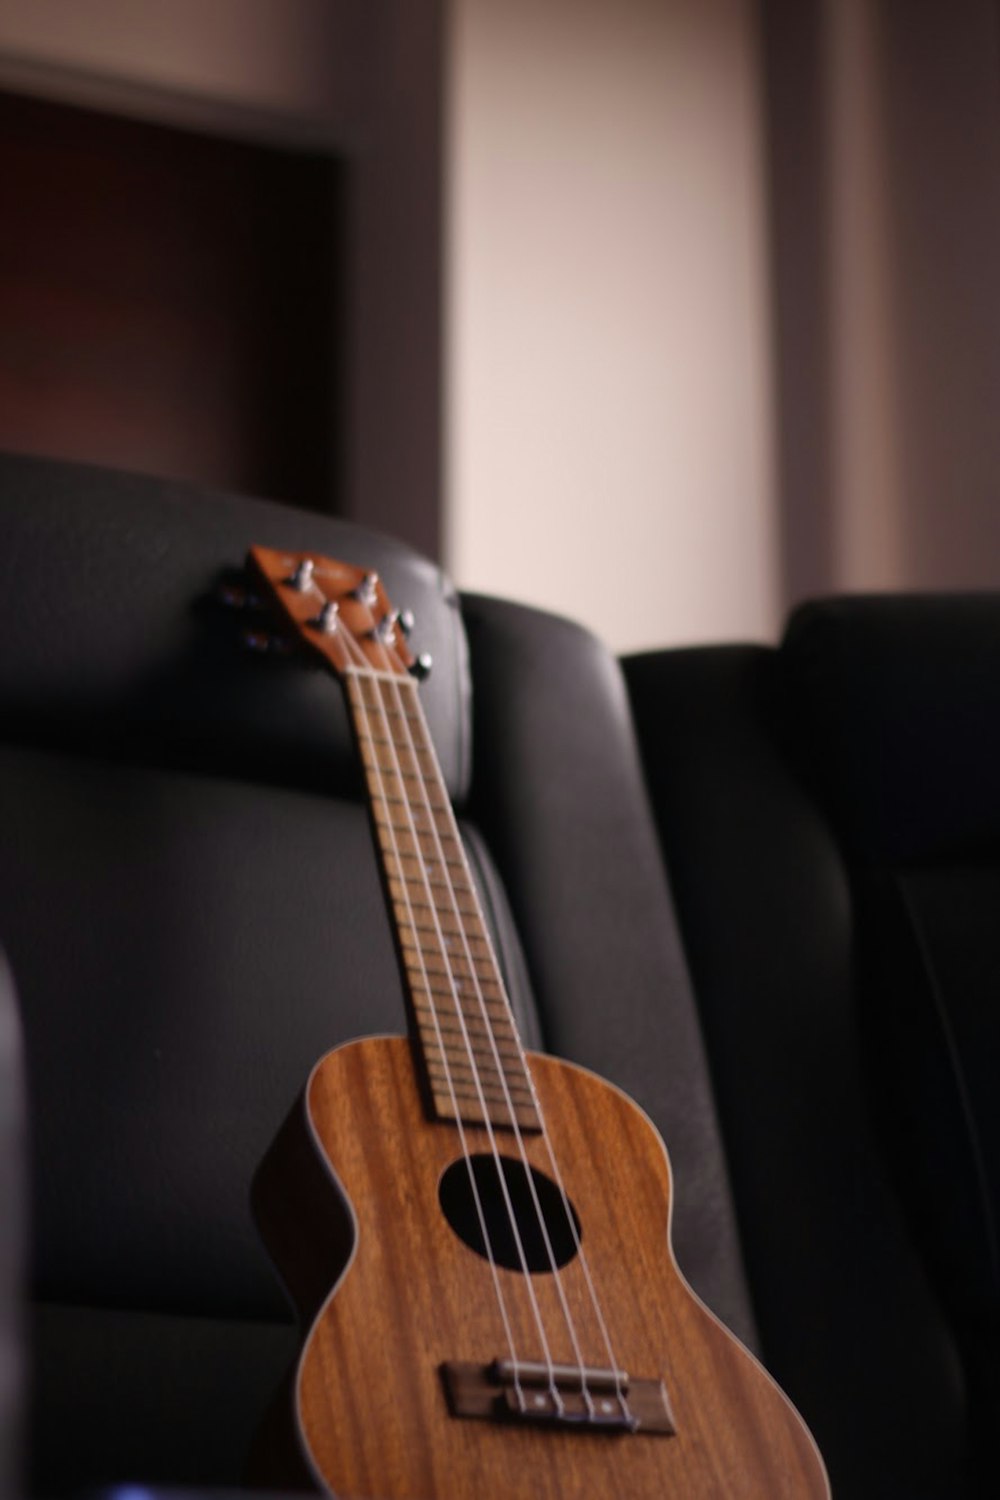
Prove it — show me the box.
[0,452,471,803]
[782,593,1000,864]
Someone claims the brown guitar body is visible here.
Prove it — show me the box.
[255,1035,829,1499]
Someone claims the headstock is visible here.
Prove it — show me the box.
[240,545,432,681]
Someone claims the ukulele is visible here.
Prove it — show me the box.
[245,545,830,1499]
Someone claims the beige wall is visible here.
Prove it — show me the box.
[5,1,1000,648]
[446,0,779,650]
[448,0,1000,649]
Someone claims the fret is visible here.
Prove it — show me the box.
[410,1003,513,1039]
[408,976,507,1006]
[427,1073,532,1106]
[374,790,453,815]
[386,872,475,912]
[388,885,480,919]
[419,1038,521,1072]
[402,954,498,984]
[376,793,455,821]
[410,1005,522,1051]
[359,751,440,787]
[414,1027,524,1068]
[423,1062,533,1097]
[399,930,493,957]
[360,703,411,727]
[399,911,475,938]
[413,1016,521,1052]
[427,1074,532,1112]
[410,1004,513,1039]
[404,970,502,999]
[412,948,500,976]
[373,809,457,842]
[406,974,513,1027]
[429,1080,533,1112]
[375,828,465,864]
[389,870,477,899]
[399,931,494,963]
[374,776,450,805]
[423,1033,522,1064]
[356,729,397,750]
[346,665,541,1132]
[424,1057,535,1098]
[407,978,506,1008]
[356,723,438,765]
[382,850,471,883]
[425,1050,527,1086]
[430,1090,540,1131]
[378,834,466,865]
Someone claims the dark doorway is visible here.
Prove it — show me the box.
[0,90,342,512]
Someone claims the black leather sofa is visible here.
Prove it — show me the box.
[625,600,1000,1500]
[0,449,995,1497]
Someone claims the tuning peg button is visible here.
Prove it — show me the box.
[397,609,416,637]
[289,559,315,592]
[315,601,340,634]
[409,652,433,682]
[354,572,379,606]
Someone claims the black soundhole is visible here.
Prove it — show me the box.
[439,1154,582,1273]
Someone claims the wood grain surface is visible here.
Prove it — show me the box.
[259,1035,830,1499]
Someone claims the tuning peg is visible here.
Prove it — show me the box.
[396,609,416,637]
[409,652,433,682]
[288,559,315,592]
[315,601,340,635]
[354,572,379,606]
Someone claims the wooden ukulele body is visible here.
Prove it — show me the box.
[243,546,828,1498]
[254,1034,829,1500]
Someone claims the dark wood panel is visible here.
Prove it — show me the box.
[0,90,341,511]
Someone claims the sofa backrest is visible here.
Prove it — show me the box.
[626,595,1000,1500]
[0,451,751,1492]
[785,595,1000,1490]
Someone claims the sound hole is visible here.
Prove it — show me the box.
[439,1154,581,1273]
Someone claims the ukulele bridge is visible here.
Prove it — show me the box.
[441,1359,676,1436]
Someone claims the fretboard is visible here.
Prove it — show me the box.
[345,669,541,1133]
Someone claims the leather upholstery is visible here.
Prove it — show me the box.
[626,600,1000,1500]
[0,452,471,803]
[0,451,751,1493]
[10,446,990,1498]
[785,596,1000,1493]
[0,952,25,1500]
[462,597,755,1349]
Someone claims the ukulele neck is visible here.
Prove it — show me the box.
[345,668,541,1133]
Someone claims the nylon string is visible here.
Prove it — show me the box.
[384,669,594,1418]
[346,619,634,1428]
[355,649,562,1414]
[338,643,524,1402]
[344,654,536,1404]
[385,663,637,1427]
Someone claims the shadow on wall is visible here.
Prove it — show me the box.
[762,0,1000,612]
